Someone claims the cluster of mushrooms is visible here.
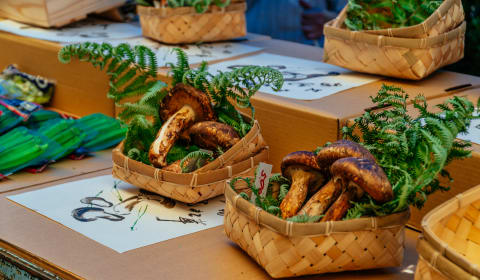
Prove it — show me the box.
[278,140,394,221]
[148,84,241,172]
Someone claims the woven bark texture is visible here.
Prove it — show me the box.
[415,258,450,280]
[224,200,405,278]
[138,3,246,44]
[324,24,465,80]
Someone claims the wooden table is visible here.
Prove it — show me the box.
[0,29,474,280]
[0,169,420,280]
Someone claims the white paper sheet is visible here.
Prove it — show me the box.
[457,112,480,145]
[7,175,225,253]
[0,19,142,43]
[207,53,380,100]
[81,37,262,66]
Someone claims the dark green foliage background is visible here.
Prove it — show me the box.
[446,1,480,77]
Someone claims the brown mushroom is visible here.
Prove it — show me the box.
[162,160,182,173]
[279,151,325,219]
[315,140,376,170]
[186,121,240,151]
[298,179,343,217]
[299,140,377,217]
[321,157,393,221]
[149,84,215,168]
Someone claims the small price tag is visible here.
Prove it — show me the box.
[251,162,272,203]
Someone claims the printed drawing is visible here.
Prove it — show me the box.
[90,37,262,66]
[0,19,142,43]
[207,53,380,100]
[72,183,178,229]
[227,64,341,82]
[8,175,226,253]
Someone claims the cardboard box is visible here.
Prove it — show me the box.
[0,32,115,117]
[0,0,125,28]
[0,169,421,280]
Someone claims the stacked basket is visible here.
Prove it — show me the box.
[224,178,410,278]
[112,119,269,204]
[137,0,247,44]
[415,184,480,280]
[323,0,466,80]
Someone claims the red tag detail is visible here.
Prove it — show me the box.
[69,154,86,160]
[25,164,48,173]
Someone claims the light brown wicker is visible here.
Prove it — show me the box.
[334,0,464,38]
[224,179,410,278]
[323,20,466,80]
[415,184,480,280]
[112,121,268,203]
[415,237,477,280]
[137,0,247,44]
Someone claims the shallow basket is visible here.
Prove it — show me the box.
[323,20,466,80]
[137,0,247,44]
[112,121,268,204]
[415,184,480,280]
[224,179,410,278]
[334,0,464,38]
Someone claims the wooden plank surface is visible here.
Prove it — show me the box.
[0,170,420,280]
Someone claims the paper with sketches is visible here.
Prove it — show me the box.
[7,175,225,253]
[457,112,480,145]
[0,19,142,43]
[84,36,262,66]
[207,53,380,100]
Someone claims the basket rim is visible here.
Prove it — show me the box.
[137,1,246,18]
[225,179,409,237]
[324,20,466,49]
[421,184,480,278]
[417,236,478,280]
[112,119,269,187]
[333,0,463,37]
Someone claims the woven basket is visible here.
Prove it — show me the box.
[334,0,464,38]
[414,184,480,280]
[224,179,410,278]
[415,237,477,280]
[137,0,247,44]
[112,121,268,203]
[323,20,466,80]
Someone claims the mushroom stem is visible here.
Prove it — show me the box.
[321,186,357,221]
[149,105,196,168]
[280,168,319,219]
[299,179,343,217]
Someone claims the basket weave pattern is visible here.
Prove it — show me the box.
[337,0,464,38]
[224,201,404,278]
[415,257,449,280]
[112,121,268,203]
[138,2,246,44]
[415,185,480,279]
[223,182,408,278]
[323,21,466,80]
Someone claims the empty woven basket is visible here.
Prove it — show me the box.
[323,20,466,80]
[415,184,480,279]
[112,121,268,203]
[137,0,246,44]
[224,179,410,278]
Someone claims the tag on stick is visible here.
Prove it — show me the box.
[251,162,272,203]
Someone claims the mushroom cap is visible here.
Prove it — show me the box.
[316,140,376,170]
[281,151,322,179]
[187,121,240,151]
[159,83,215,122]
[330,157,393,203]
